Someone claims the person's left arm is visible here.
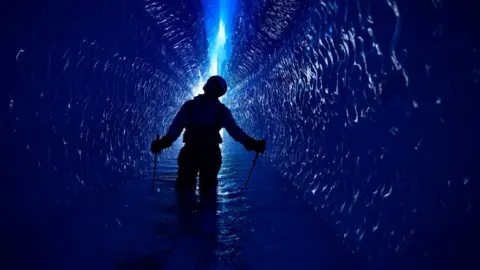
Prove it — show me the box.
[164,101,190,142]
[152,102,190,153]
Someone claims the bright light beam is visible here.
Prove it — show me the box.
[217,21,226,46]
[193,19,227,97]
[209,56,218,76]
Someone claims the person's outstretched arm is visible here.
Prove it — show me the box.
[222,107,249,143]
[222,107,267,153]
[151,101,190,153]
[164,101,190,142]
[222,106,263,152]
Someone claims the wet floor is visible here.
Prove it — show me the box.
[11,137,361,270]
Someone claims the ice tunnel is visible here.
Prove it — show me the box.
[2,0,479,269]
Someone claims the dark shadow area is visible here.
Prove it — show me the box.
[116,254,164,270]
[175,189,220,269]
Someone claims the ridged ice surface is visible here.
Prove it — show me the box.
[6,0,207,191]
[225,0,478,267]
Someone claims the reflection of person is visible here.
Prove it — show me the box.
[176,189,218,236]
[176,189,219,268]
[151,75,266,194]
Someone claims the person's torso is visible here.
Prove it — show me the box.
[183,95,225,146]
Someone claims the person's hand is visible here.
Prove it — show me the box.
[255,139,266,154]
[243,137,257,152]
[151,135,172,154]
[151,139,162,154]
[244,137,266,154]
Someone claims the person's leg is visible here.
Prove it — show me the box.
[198,147,221,239]
[176,191,198,235]
[198,146,222,194]
[175,146,199,193]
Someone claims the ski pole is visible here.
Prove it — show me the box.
[245,152,260,188]
[152,134,160,192]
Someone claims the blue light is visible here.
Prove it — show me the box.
[194,0,237,96]
[209,20,226,76]
[217,20,226,46]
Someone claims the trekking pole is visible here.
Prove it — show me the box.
[244,152,260,188]
[152,134,160,192]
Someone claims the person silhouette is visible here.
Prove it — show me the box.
[151,75,266,194]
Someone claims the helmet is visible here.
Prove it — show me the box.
[203,75,227,97]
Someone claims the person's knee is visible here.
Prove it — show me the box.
[176,171,197,192]
[199,186,218,202]
[175,180,196,193]
[199,177,217,189]
[177,154,198,192]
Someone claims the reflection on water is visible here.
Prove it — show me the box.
[122,136,252,269]
[22,136,355,270]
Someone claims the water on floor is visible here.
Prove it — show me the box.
[13,137,360,270]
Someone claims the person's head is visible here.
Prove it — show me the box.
[203,75,227,98]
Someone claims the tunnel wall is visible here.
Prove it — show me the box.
[225,0,479,269]
[1,0,208,247]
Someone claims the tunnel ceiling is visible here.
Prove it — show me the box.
[226,0,309,86]
[143,0,209,85]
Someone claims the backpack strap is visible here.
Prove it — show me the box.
[184,100,223,130]
[214,104,225,130]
